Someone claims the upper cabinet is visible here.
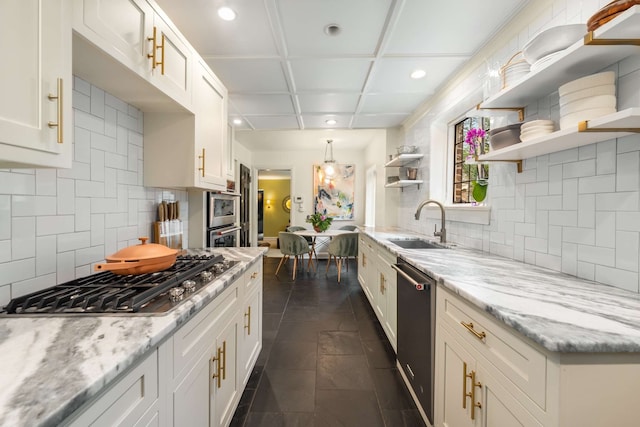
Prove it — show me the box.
[73,0,193,111]
[143,60,228,191]
[478,6,640,165]
[0,0,72,168]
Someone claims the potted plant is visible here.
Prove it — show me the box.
[306,212,333,232]
[465,127,489,203]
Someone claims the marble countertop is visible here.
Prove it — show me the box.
[0,247,266,427]
[360,226,640,353]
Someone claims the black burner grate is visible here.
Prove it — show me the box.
[3,254,224,314]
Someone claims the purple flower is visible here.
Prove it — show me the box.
[464,128,486,144]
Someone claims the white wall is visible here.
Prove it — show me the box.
[0,77,188,306]
[397,0,640,293]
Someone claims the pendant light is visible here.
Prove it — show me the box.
[323,139,336,177]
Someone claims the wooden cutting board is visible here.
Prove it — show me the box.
[587,0,640,31]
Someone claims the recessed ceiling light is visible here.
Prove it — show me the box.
[233,119,242,125]
[325,119,337,125]
[218,7,236,21]
[324,24,341,36]
[411,69,426,79]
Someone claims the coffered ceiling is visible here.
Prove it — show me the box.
[155,0,529,132]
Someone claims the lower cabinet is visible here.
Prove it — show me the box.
[357,234,397,351]
[63,259,263,427]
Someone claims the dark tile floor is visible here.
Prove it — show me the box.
[230,256,426,427]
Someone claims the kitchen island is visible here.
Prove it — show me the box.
[0,247,266,427]
[358,226,640,427]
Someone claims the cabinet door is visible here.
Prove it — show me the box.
[481,367,543,427]
[0,0,72,168]
[150,14,193,108]
[173,346,213,427]
[212,313,239,427]
[239,286,262,387]
[78,0,154,75]
[436,325,477,427]
[194,61,228,191]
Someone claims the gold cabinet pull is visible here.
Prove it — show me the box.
[463,362,472,409]
[251,272,258,279]
[362,253,366,267]
[47,78,63,144]
[147,27,165,74]
[211,346,222,388]
[472,372,482,421]
[244,305,251,335]
[147,26,157,69]
[198,148,205,177]
[379,273,385,294]
[461,321,486,341]
[220,340,226,381]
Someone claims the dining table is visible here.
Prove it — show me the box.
[292,228,355,265]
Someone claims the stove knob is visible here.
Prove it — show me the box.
[213,263,225,274]
[201,270,213,281]
[183,280,197,292]
[222,259,232,268]
[169,287,185,302]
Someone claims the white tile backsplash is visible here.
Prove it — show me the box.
[0,77,189,306]
[397,0,640,293]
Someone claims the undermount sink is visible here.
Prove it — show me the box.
[388,238,446,249]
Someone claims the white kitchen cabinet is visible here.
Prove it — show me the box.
[143,59,228,191]
[0,0,72,169]
[172,344,212,426]
[239,262,263,387]
[211,308,239,427]
[63,348,159,427]
[374,246,397,351]
[358,234,398,351]
[73,0,193,110]
[435,285,640,427]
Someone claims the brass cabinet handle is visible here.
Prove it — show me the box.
[221,340,226,381]
[251,272,258,279]
[379,273,385,294]
[147,27,165,74]
[211,346,222,388]
[198,148,205,177]
[47,78,63,144]
[462,362,482,420]
[147,26,157,69]
[461,321,486,341]
[244,305,251,335]
[362,253,366,267]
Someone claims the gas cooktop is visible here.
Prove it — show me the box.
[1,251,237,316]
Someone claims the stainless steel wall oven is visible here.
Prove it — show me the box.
[207,192,240,247]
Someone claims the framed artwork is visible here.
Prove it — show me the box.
[313,164,355,220]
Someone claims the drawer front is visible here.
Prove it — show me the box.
[172,283,239,380]
[245,260,262,293]
[437,287,547,409]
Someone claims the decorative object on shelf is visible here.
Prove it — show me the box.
[396,145,418,154]
[520,120,555,141]
[587,0,640,31]
[406,167,418,180]
[306,212,333,232]
[489,123,523,150]
[558,71,617,129]
[465,127,489,202]
[282,196,291,213]
[313,162,355,220]
[387,175,400,183]
[500,51,530,89]
[522,24,587,65]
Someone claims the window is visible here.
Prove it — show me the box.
[452,117,490,204]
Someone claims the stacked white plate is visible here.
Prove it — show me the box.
[502,61,530,88]
[520,120,555,142]
[558,71,617,130]
[523,24,587,65]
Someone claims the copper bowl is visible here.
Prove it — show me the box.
[94,237,180,275]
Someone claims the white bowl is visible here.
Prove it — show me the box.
[559,107,617,130]
[522,120,555,130]
[560,95,617,115]
[523,24,587,64]
[559,71,616,97]
[520,130,554,141]
[559,84,616,106]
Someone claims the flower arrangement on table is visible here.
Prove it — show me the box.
[464,127,489,203]
[306,212,333,232]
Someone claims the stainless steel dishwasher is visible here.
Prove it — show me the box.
[392,260,435,425]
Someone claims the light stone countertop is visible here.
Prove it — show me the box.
[359,226,640,353]
[0,247,266,427]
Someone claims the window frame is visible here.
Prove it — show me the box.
[451,116,490,205]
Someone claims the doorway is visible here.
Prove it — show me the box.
[257,169,292,249]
